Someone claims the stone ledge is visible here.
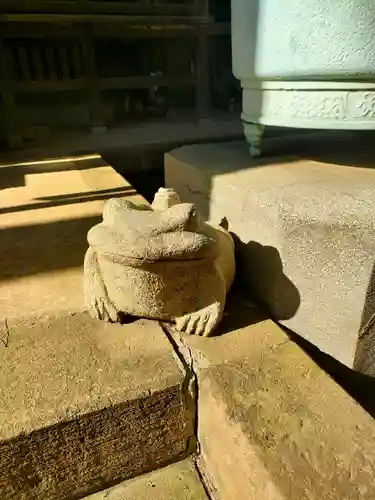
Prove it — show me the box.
[83,459,208,500]
[0,313,194,500]
[166,296,375,500]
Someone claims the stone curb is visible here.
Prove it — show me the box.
[83,459,209,500]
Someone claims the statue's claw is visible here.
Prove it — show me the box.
[175,302,222,337]
[90,295,119,323]
[84,247,121,323]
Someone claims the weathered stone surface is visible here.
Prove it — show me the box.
[165,140,375,373]
[151,188,236,305]
[84,460,208,500]
[0,154,145,322]
[166,296,375,500]
[84,189,235,336]
[0,314,194,500]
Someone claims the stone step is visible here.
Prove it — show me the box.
[165,294,375,500]
[82,460,209,500]
[0,116,243,164]
[0,314,194,500]
[0,156,195,500]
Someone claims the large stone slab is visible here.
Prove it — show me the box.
[165,139,375,373]
[0,154,146,322]
[166,296,375,500]
[0,314,194,500]
[84,460,208,500]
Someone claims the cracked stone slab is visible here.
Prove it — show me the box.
[173,295,375,500]
[83,459,209,500]
[0,314,194,500]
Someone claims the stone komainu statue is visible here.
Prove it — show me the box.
[84,189,235,336]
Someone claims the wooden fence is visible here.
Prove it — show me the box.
[0,1,231,149]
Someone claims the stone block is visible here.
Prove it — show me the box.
[0,314,194,500]
[83,460,208,500]
[165,139,375,373]
[166,296,375,500]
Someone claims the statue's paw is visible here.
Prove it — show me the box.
[175,303,222,337]
[89,296,119,323]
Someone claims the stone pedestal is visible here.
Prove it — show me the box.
[165,138,375,375]
[231,0,375,155]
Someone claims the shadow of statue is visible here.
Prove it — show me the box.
[231,235,300,322]
[215,234,375,418]
[283,324,375,418]
[355,259,375,377]
[213,288,269,337]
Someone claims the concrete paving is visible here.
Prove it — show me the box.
[0,115,243,166]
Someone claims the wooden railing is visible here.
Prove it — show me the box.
[3,37,199,92]
[0,31,204,148]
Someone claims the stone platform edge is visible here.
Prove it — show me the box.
[165,295,375,500]
[0,314,196,500]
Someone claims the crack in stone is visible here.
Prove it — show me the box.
[0,319,11,348]
[359,313,375,340]
[160,322,199,457]
[160,322,218,500]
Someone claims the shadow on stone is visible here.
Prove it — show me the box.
[0,186,135,215]
[231,234,301,322]
[355,259,375,376]
[0,216,100,281]
[213,288,268,337]
[263,130,375,169]
[0,155,109,191]
[283,325,375,419]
